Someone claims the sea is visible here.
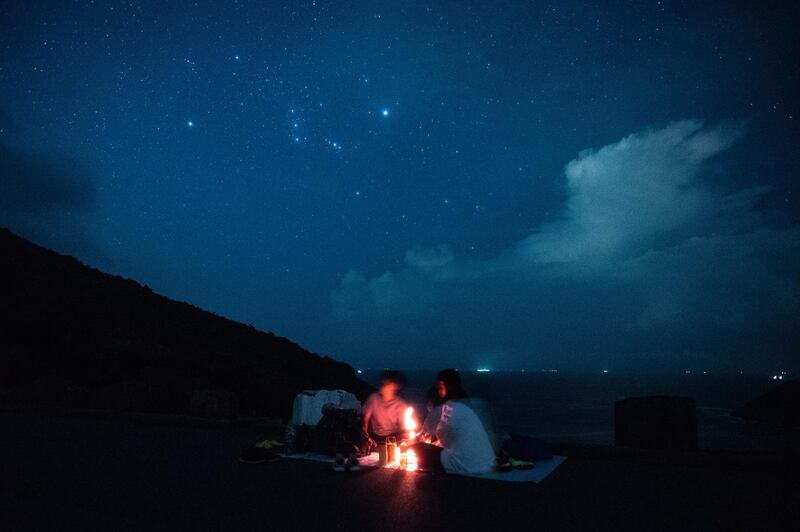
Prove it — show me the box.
[361,370,800,452]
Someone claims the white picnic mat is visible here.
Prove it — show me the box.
[280,452,567,484]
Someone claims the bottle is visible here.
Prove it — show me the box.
[378,441,388,466]
[386,436,397,463]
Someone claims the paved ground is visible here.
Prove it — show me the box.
[2,412,798,531]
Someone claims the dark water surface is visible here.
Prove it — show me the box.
[363,371,799,451]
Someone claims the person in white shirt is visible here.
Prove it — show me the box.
[412,369,496,475]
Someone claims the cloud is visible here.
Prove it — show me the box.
[0,143,95,213]
[330,120,800,369]
[517,120,746,268]
[0,127,97,258]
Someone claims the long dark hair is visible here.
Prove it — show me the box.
[437,368,469,401]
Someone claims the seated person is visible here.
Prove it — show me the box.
[361,370,409,444]
[419,385,444,443]
[412,369,496,475]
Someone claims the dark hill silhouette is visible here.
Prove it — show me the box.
[734,380,800,427]
[0,227,371,419]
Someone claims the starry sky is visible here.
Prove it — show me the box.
[1,1,798,373]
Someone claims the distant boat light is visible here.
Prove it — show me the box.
[476,368,491,373]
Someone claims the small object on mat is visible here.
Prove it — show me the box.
[254,439,283,450]
[332,453,346,472]
[346,453,361,471]
[239,447,279,464]
[497,456,535,472]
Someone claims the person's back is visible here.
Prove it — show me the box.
[436,400,496,475]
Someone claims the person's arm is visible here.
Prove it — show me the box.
[362,410,372,435]
[420,404,443,443]
[361,395,373,438]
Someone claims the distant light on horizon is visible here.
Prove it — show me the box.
[476,368,490,373]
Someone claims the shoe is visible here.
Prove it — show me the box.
[345,453,361,471]
[332,453,346,472]
[239,447,279,464]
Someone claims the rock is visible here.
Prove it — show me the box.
[615,396,697,451]
[734,380,800,427]
[190,389,238,418]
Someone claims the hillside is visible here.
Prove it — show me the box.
[0,228,371,419]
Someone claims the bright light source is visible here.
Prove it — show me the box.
[406,449,418,472]
[476,368,490,373]
[404,406,417,440]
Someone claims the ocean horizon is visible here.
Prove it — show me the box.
[360,370,799,452]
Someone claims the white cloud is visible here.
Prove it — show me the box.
[516,120,746,268]
[330,120,800,366]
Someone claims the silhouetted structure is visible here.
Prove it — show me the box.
[0,228,371,419]
[734,380,800,427]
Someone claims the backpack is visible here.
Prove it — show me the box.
[316,406,369,456]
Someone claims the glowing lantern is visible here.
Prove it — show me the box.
[406,449,418,472]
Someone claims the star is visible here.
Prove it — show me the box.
[187,120,194,127]
[381,108,390,117]
[325,138,343,151]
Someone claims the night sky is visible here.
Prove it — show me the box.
[2,1,798,373]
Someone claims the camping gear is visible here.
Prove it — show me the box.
[291,389,361,426]
[289,389,364,455]
[378,442,388,465]
[386,436,397,464]
[316,406,367,455]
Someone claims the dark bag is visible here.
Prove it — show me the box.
[502,433,553,461]
[316,407,369,456]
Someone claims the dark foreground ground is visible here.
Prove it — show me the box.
[2,412,798,531]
